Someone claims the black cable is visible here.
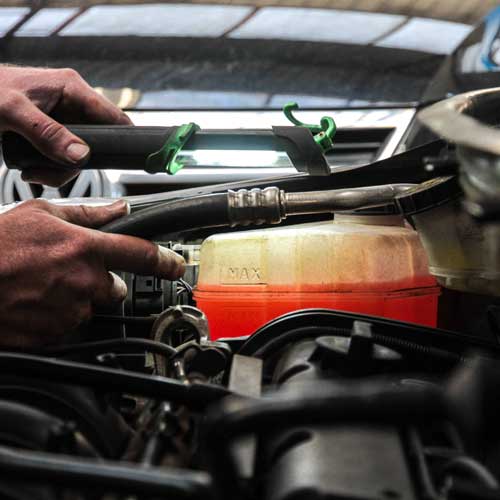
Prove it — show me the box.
[251,324,462,365]
[0,445,212,498]
[43,338,176,360]
[406,427,440,500]
[443,480,500,500]
[238,309,496,361]
[252,326,350,359]
[238,310,351,357]
[0,353,229,410]
[441,456,499,490]
[249,324,462,369]
[100,193,229,237]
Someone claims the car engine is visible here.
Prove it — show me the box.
[2,87,500,500]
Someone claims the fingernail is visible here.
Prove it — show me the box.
[121,112,133,125]
[109,272,128,301]
[107,200,130,216]
[66,143,90,164]
[158,245,186,278]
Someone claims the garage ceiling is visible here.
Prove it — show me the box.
[0,0,497,25]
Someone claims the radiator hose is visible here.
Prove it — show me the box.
[100,184,414,237]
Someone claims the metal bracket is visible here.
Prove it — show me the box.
[146,122,200,175]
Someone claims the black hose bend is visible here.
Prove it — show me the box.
[100,193,229,237]
[439,456,499,490]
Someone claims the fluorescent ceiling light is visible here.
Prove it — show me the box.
[376,17,473,54]
[0,8,29,36]
[230,7,406,44]
[137,90,268,109]
[60,4,253,37]
[15,8,78,36]
[269,94,349,107]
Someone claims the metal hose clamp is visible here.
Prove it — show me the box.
[227,187,285,226]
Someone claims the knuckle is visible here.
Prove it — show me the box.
[75,204,94,227]
[71,272,95,296]
[0,90,24,115]
[60,264,97,301]
[37,119,65,144]
[21,198,51,212]
[59,67,82,82]
[67,232,95,260]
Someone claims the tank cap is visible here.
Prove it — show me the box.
[395,176,462,216]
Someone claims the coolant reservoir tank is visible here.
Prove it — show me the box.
[194,214,440,339]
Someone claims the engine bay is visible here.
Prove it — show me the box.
[3,309,500,500]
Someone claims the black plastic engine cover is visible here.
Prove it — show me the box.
[264,424,415,500]
[262,338,416,500]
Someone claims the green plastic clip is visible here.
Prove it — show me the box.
[146,122,200,175]
[283,102,336,153]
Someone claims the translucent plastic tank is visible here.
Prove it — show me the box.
[194,214,440,339]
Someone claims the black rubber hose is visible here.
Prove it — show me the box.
[0,400,65,451]
[252,326,350,360]
[0,444,212,498]
[100,193,229,237]
[42,338,177,375]
[0,353,229,410]
[100,184,414,238]
[204,380,448,500]
[43,338,176,360]
[2,126,176,171]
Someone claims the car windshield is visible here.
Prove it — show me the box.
[0,1,486,110]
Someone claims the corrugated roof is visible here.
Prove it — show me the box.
[0,0,495,24]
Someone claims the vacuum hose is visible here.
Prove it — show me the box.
[101,184,414,237]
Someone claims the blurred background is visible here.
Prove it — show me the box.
[0,0,492,108]
[0,0,498,202]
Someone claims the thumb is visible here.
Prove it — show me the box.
[4,90,90,167]
[51,200,130,228]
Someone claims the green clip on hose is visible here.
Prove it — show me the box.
[146,122,200,175]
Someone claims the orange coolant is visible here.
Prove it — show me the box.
[194,214,440,339]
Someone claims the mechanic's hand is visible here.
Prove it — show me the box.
[0,65,132,187]
[0,199,185,348]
